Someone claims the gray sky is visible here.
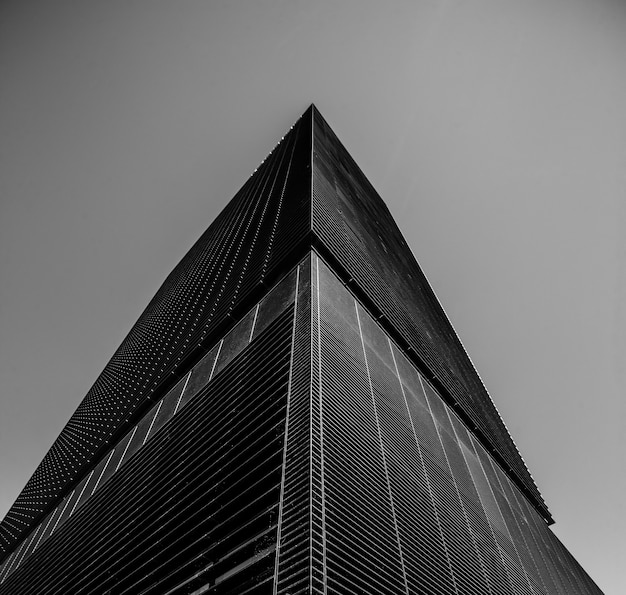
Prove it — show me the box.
[1,1,624,592]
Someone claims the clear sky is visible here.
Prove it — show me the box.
[0,1,624,592]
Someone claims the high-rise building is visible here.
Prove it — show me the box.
[0,105,601,594]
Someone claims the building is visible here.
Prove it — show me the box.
[0,105,601,594]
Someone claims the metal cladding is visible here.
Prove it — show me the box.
[0,269,304,593]
[0,112,312,557]
[0,106,602,594]
[294,256,601,595]
[311,108,549,521]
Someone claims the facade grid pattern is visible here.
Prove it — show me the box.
[0,106,602,594]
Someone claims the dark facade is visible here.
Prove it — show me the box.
[0,106,601,594]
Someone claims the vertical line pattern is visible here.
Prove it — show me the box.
[0,104,604,595]
[208,340,223,382]
[249,304,260,343]
[142,400,164,446]
[115,428,138,473]
[273,266,300,594]
[310,106,549,522]
[355,303,409,595]
[3,543,24,580]
[0,546,13,585]
[50,491,75,535]
[489,458,550,594]
[261,124,299,279]
[447,410,519,594]
[466,426,538,595]
[14,525,42,569]
[69,471,95,518]
[275,257,315,595]
[315,255,328,594]
[0,110,312,559]
[32,512,55,554]
[389,340,461,595]
[11,537,32,574]
[90,450,116,496]
[3,305,295,594]
[420,373,496,595]
[309,260,315,595]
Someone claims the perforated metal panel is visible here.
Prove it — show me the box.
[0,106,602,594]
[0,108,311,557]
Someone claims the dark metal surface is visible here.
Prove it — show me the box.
[0,105,601,594]
[299,255,600,595]
[310,106,550,522]
[0,102,547,555]
[0,108,311,557]
[0,280,298,593]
